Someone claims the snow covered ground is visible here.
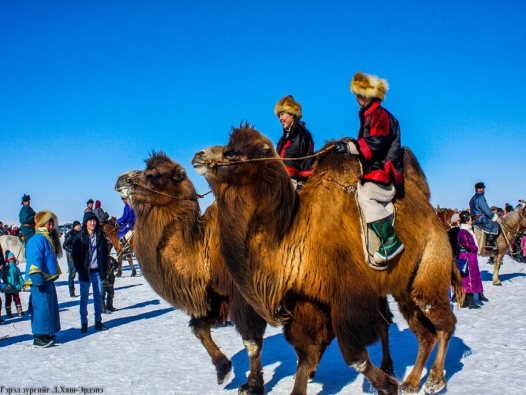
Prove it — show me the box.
[1,254,524,394]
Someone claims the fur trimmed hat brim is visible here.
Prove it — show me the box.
[34,210,63,259]
[35,210,58,228]
[350,72,389,101]
[274,95,302,119]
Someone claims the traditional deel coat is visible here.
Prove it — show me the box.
[19,205,36,240]
[469,191,499,234]
[354,100,403,186]
[457,225,483,293]
[276,121,315,181]
[25,223,62,336]
[117,203,136,239]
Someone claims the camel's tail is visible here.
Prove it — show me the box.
[451,259,465,307]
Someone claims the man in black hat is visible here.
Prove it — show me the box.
[18,194,36,242]
[469,182,500,251]
[62,220,81,297]
[84,199,94,214]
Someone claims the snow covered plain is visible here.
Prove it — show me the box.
[1,254,524,394]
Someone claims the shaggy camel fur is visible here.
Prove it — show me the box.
[103,217,137,277]
[436,208,457,230]
[192,124,464,395]
[115,152,365,395]
[474,207,526,285]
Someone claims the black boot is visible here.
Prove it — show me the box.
[478,292,489,302]
[464,293,481,309]
[369,218,404,269]
[95,321,107,331]
[485,234,498,251]
[80,323,88,334]
[6,308,14,318]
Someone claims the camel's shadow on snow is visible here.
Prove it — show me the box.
[227,321,470,394]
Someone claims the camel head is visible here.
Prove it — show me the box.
[192,123,293,197]
[115,151,198,211]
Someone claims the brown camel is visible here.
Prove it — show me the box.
[473,207,526,285]
[192,124,464,395]
[102,217,137,277]
[114,152,367,395]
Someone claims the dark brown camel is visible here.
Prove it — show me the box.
[103,217,137,277]
[192,124,464,395]
[115,152,375,395]
[473,207,526,285]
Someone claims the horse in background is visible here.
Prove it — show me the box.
[103,217,137,277]
[0,235,26,262]
[435,207,458,230]
[474,206,526,285]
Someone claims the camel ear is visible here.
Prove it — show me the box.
[254,143,272,158]
[172,167,186,183]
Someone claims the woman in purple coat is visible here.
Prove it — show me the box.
[457,211,488,309]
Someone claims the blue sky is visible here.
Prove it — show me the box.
[1,0,525,223]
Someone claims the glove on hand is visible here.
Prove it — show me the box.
[333,141,348,154]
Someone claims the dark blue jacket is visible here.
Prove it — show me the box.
[469,191,499,234]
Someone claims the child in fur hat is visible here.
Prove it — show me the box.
[333,72,404,269]
[25,210,62,347]
[274,95,315,190]
[2,250,26,317]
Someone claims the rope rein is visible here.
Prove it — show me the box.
[211,144,337,167]
[125,177,212,200]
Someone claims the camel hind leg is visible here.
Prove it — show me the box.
[190,316,232,385]
[395,289,456,394]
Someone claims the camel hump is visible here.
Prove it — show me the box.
[401,147,431,200]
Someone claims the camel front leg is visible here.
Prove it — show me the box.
[282,300,334,395]
[190,316,232,385]
[344,349,398,395]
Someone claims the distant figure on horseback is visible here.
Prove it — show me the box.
[116,197,135,255]
[469,182,501,251]
[18,194,36,242]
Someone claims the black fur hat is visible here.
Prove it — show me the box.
[21,194,31,204]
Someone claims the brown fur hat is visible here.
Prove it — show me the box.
[350,72,389,101]
[35,210,63,258]
[274,95,302,119]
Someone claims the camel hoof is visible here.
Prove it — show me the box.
[216,359,232,385]
[131,272,137,277]
[238,382,265,395]
[423,375,445,394]
[399,382,419,395]
[492,282,502,286]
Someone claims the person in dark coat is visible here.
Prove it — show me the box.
[333,72,404,269]
[62,220,81,297]
[25,210,62,347]
[72,212,109,333]
[469,182,501,251]
[18,194,36,242]
[274,95,315,191]
[93,200,109,223]
[457,211,488,309]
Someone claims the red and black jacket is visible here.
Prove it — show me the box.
[276,121,315,181]
[355,100,403,186]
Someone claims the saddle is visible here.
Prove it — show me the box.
[472,225,496,256]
